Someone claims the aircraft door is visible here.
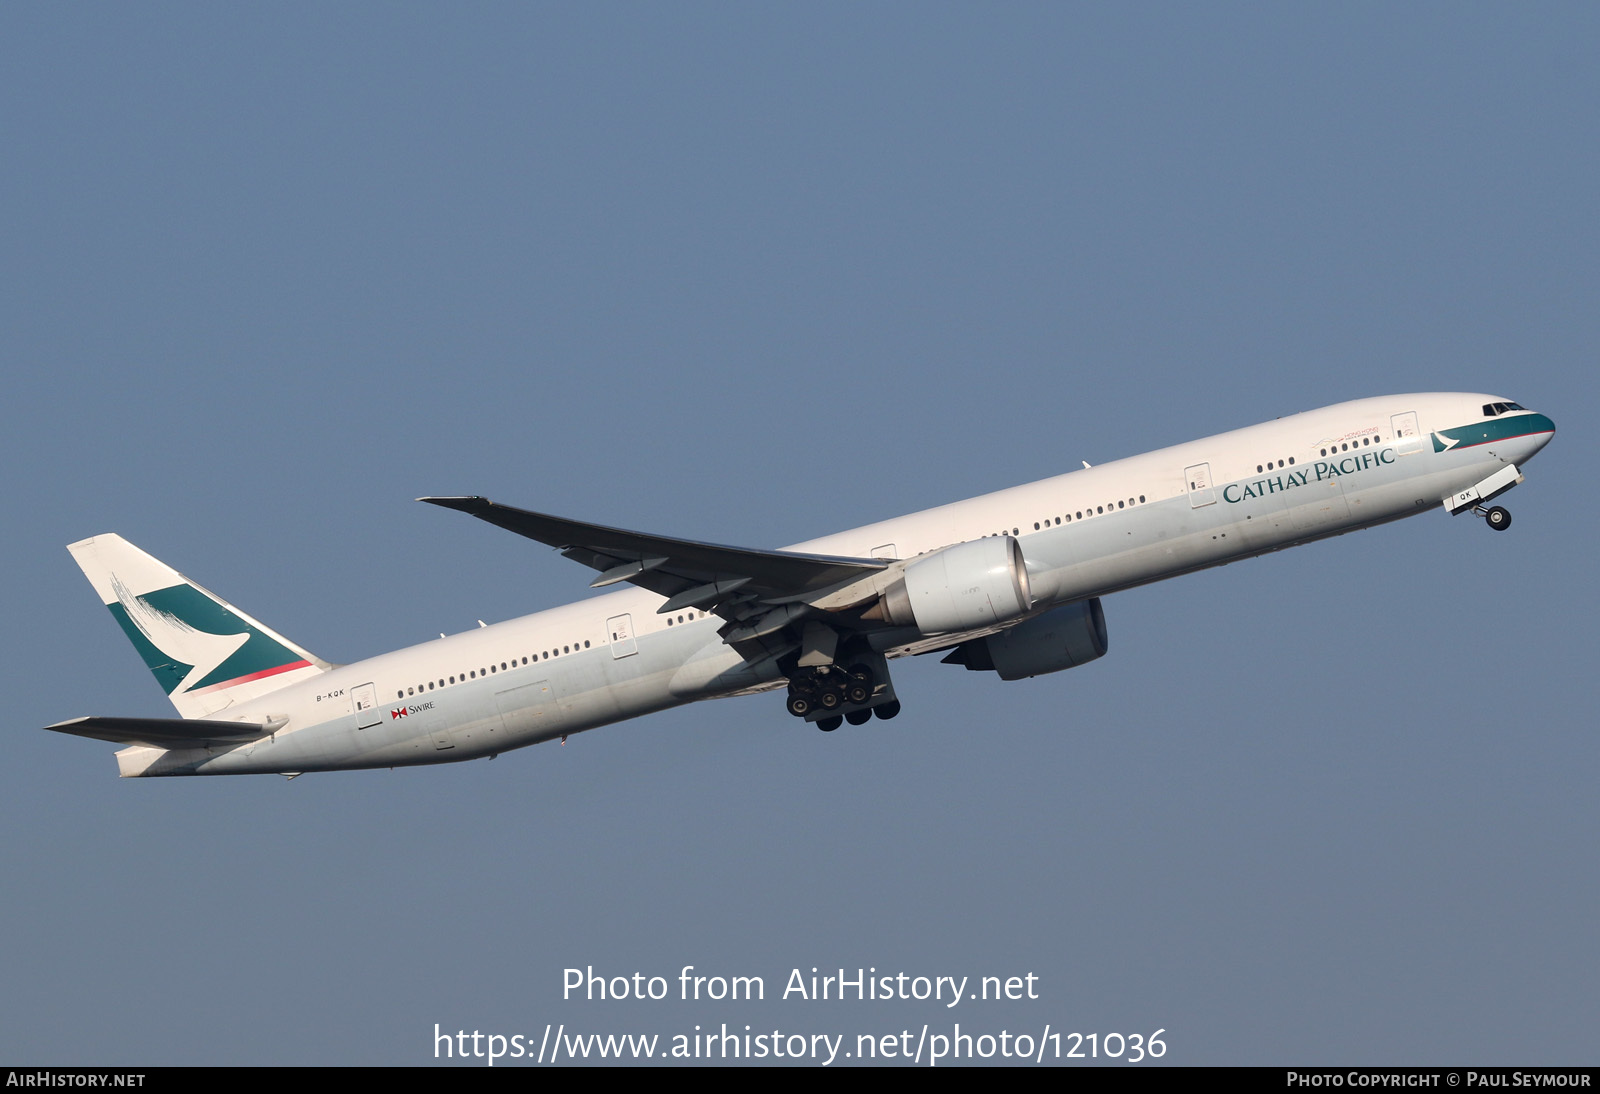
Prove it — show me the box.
[496,680,561,742]
[352,682,382,729]
[1185,463,1216,507]
[1391,411,1424,455]
[608,614,638,658]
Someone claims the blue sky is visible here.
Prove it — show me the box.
[2,4,1595,1065]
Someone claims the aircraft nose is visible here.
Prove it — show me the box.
[1521,411,1556,459]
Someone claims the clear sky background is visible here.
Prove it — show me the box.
[3,4,1595,1066]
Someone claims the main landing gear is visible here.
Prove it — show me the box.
[786,663,900,731]
[812,702,901,733]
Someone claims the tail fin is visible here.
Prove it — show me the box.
[68,534,330,719]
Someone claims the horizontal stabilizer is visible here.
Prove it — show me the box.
[45,715,274,750]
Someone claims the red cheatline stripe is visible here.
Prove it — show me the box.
[188,660,312,694]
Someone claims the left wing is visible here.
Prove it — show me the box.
[418,497,889,635]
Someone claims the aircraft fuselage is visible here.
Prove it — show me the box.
[72,393,1555,776]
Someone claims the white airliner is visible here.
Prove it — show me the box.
[47,393,1554,777]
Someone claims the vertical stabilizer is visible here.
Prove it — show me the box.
[68,534,329,719]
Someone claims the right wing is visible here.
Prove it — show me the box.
[419,496,889,620]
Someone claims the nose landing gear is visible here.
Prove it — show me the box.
[1482,505,1511,531]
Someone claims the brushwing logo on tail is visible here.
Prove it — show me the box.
[106,575,308,696]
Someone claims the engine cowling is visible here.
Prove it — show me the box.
[942,598,1108,680]
[871,537,1032,635]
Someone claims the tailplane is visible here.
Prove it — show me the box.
[68,534,329,719]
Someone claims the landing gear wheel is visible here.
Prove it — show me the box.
[786,694,812,718]
[844,663,875,705]
[873,700,901,721]
[817,715,843,732]
[845,709,873,726]
[1485,505,1511,531]
[818,689,842,711]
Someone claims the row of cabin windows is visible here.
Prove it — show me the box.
[1256,457,1296,472]
[997,495,1150,538]
[394,610,709,697]
[397,639,592,699]
[1319,434,1382,458]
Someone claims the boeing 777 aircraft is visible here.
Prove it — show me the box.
[47,393,1554,777]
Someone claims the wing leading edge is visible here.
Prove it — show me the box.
[418,496,886,618]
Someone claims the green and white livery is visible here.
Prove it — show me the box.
[67,535,329,719]
[46,392,1555,777]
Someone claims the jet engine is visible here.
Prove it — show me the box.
[866,537,1032,635]
[940,598,1108,680]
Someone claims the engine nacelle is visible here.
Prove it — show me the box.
[871,537,1032,636]
[941,598,1108,680]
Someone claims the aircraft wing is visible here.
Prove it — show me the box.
[419,497,887,621]
[46,715,274,750]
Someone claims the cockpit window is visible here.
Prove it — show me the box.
[1483,401,1528,417]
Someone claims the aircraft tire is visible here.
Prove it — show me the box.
[873,700,901,720]
[845,709,872,726]
[817,715,843,732]
[787,695,812,717]
[1486,506,1511,531]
